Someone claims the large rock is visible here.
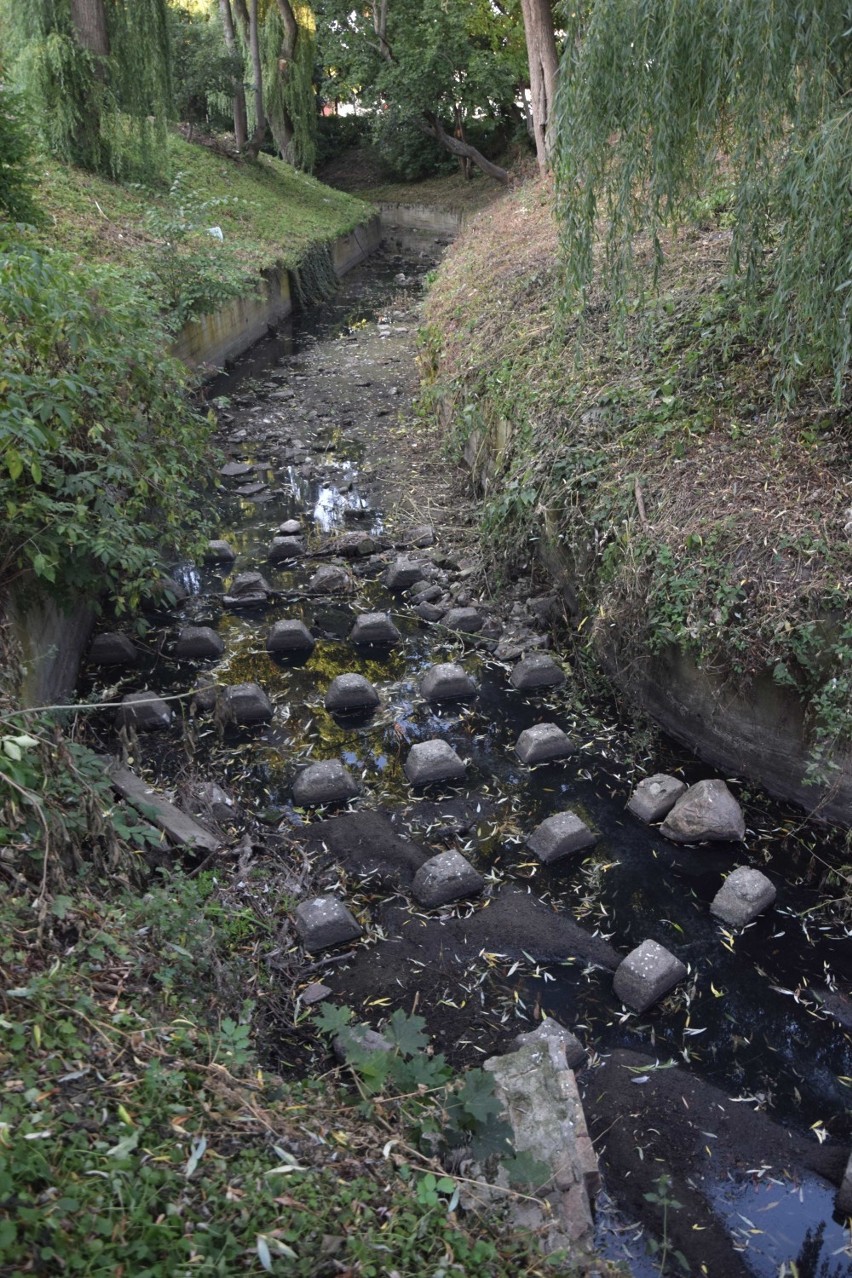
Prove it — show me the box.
[89,633,139,667]
[515,723,573,765]
[115,692,172,732]
[294,896,362,951]
[443,606,483,633]
[267,536,305,563]
[420,662,476,703]
[613,939,687,1013]
[384,558,425,591]
[411,850,484,907]
[513,1019,587,1070]
[710,866,776,927]
[266,619,315,654]
[220,682,273,725]
[175,626,224,660]
[509,653,566,692]
[526,812,597,864]
[349,612,401,646]
[627,774,687,823]
[308,564,352,594]
[278,519,302,535]
[325,673,380,714]
[292,759,359,807]
[404,740,467,786]
[660,779,746,843]
[204,539,236,564]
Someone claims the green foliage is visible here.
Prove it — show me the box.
[261,1,318,171]
[555,0,852,400]
[168,2,242,133]
[0,227,214,608]
[0,73,39,223]
[643,1173,689,1274]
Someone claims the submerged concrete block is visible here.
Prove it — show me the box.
[710,866,776,927]
[384,558,426,591]
[509,652,566,692]
[220,682,273,725]
[515,723,573,765]
[175,625,224,660]
[89,633,139,667]
[324,673,380,714]
[404,739,467,786]
[443,607,483,633]
[308,564,352,594]
[267,535,305,563]
[349,612,401,646]
[295,896,362,951]
[613,939,687,1013]
[627,774,687,823]
[526,812,597,864]
[292,759,359,807]
[204,539,236,563]
[266,619,315,654]
[115,692,172,732]
[412,850,484,907]
[420,662,476,703]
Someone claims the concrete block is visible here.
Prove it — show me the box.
[204,539,236,563]
[443,607,483,633]
[613,939,687,1013]
[349,612,401,646]
[175,626,224,660]
[115,692,172,732]
[660,779,746,843]
[384,558,426,591]
[221,682,273,725]
[627,774,686,823]
[309,565,352,594]
[404,740,466,786]
[513,1019,587,1070]
[292,759,359,807]
[266,619,315,654]
[510,653,566,692]
[89,633,139,667]
[267,536,305,562]
[325,673,380,714]
[420,662,476,703]
[516,723,573,765]
[412,850,484,907]
[526,812,597,864]
[294,896,362,951]
[710,866,776,927]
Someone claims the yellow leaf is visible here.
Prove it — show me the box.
[117,1104,135,1127]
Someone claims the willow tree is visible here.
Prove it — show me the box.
[555,0,852,400]
[3,0,172,180]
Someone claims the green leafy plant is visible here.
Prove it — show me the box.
[643,1173,689,1275]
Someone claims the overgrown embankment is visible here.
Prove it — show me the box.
[423,179,852,822]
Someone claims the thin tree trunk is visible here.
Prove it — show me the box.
[244,0,267,158]
[219,0,248,149]
[519,0,559,173]
[421,113,510,185]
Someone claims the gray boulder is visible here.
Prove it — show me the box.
[660,779,746,843]
[309,564,352,594]
[509,653,566,692]
[266,619,315,654]
[204,539,236,563]
[384,558,425,591]
[325,673,380,714]
[710,866,776,927]
[526,811,597,864]
[412,850,484,907]
[220,682,273,725]
[294,896,362,951]
[116,692,172,732]
[613,940,687,1013]
[420,662,476,703]
[89,633,139,667]
[175,626,224,660]
[350,612,401,646]
[278,519,302,535]
[513,1019,587,1070]
[267,536,305,563]
[516,723,573,765]
[223,571,270,607]
[404,740,467,786]
[185,780,235,824]
[220,460,252,477]
[292,759,359,807]
[416,601,446,622]
[443,606,483,633]
[627,774,687,823]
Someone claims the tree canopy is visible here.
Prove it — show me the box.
[555,0,852,400]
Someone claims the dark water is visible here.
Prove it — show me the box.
[80,248,852,1278]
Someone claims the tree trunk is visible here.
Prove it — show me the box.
[219,0,248,149]
[421,113,510,185]
[267,0,298,161]
[244,0,267,158]
[69,0,110,62]
[519,0,559,174]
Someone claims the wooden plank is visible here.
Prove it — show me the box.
[108,762,221,854]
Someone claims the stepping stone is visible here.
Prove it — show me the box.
[294,896,362,951]
[350,612,401,646]
[267,536,305,563]
[410,583,442,603]
[660,779,746,843]
[325,673,380,714]
[204,539,236,563]
[330,531,377,557]
[278,519,302,535]
[510,652,566,692]
[115,692,172,732]
[223,571,270,608]
[384,558,425,591]
[526,812,597,864]
[309,564,352,594]
[613,939,687,1013]
[838,1152,852,1215]
[420,662,476,703]
[404,739,466,786]
[89,633,139,667]
[516,723,573,765]
[220,461,252,477]
[175,626,224,660]
[513,1019,587,1070]
[417,601,446,622]
[266,619,315,654]
[443,606,483,633]
[220,682,273,725]
[292,759,359,807]
[412,850,484,907]
[710,866,776,927]
[627,774,686,823]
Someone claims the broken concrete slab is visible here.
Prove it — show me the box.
[294,896,362,951]
[109,763,220,854]
[404,739,467,786]
[324,673,380,714]
[710,865,776,927]
[411,849,484,907]
[509,652,566,692]
[420,662,477,703]
[526,811,598,864]
[292,759,359,807]
[515,723,573,765]
[613,939,687,1013]
[513,1019,587,1070]
[660,779,746,843]
[220,682,274,725]
[175,626,224,660]
[115,692,173,732]
[627,773,687,823]
[266,619,316,654]
[349,612,401,646]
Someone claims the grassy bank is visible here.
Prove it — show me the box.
[422,178,852,807]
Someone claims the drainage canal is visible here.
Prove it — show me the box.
[80,243,852,1278]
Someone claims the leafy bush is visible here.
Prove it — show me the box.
[0,228,214,609]
[0,73,38,223]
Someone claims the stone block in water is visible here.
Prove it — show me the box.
[278,519,302,535]
[175,626,224,660]
[325,673,380,714]
[204,539,236,563]
[515,723,573,765]
[292,759,359,807]
[295,896,362,951]
[660,779,745,843]
[526,811,597,864]
[89,633,139,667]
[509,652,566,692]
[223,571,270,608]
[443,606,483,633]
[349,612,401,646]
[267,536,305,563]
[412,850,484,907]
[420,662,476,703]
[627,773,686,823]
[613,939,687,1013]
[116,692,172,731]
[309,565,352,594]
[710,866,776,926]
[404,740,466,786]
[416,601,446,622]
[221,682,273,725]
[384,558,426,591]
[266,619,315,654]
